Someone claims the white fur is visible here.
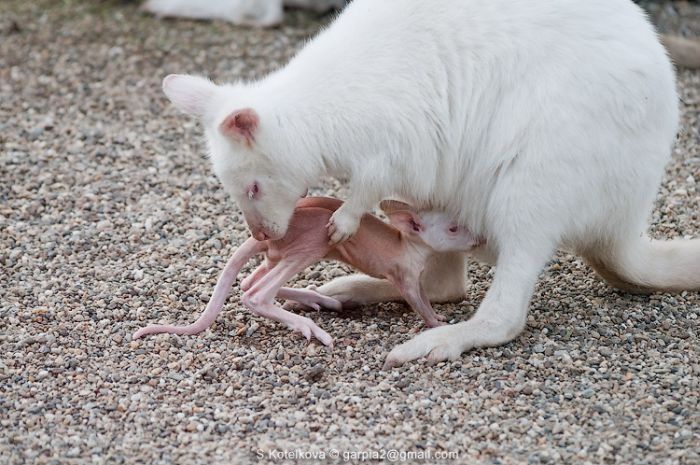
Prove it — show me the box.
[143,0,343,27]
[164,0,699,367]
[413,210,482,253]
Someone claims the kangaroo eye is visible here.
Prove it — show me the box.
[448,225,459,233]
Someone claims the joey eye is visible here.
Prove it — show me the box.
[448,225,459,233]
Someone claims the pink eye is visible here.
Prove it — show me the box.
[246,182,260,200]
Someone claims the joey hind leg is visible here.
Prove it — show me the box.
[390,273,446,328]
[420,286,447,323]
[277,287,343,311]
[242,260,333,347]
[241,260,273,291]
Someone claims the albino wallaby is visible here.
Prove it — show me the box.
[159,0,699,367]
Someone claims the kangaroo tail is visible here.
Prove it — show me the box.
[583,234,700,294]
[133,237,267,339]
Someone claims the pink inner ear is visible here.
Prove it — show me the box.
[220,108,259,144]
[388,211,423,234]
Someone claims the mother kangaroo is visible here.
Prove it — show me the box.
[162,0,700,367]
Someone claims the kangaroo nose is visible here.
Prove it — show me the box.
[253,230,269,241]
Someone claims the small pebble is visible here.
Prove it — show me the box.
[304,365,325,382]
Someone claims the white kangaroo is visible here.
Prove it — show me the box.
[159,0,700,367]
[142,0,344,27]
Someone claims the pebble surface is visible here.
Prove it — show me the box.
[1,1,698,464]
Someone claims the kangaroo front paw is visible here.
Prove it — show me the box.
[384,324,464,369]
[327,208,361,244]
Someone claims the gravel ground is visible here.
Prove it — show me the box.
[1,1,698,464]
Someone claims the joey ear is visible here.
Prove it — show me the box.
[162,74,217,117]
[379,200,414,215]
[387,210,424,235]
[220,108,259,145]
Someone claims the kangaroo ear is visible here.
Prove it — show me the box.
[220,108,259,145]
[379,200,414,215]
[387,210,424,235]
[162,74,216,117]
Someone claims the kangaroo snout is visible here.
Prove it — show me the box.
[251,228,269,241]
[243,211,283,241]
[248,223,285,242]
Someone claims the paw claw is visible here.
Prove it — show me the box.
[324,297,343,311]
[313,328,334,348]
[384,324,465,368]
[424,319,447,328]
[292,318,333,347]
[326,208,360,244]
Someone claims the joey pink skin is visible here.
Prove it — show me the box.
[133,197,483,346]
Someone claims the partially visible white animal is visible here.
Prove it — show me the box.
[661,34,700,69]
[142,0,344,27]
[142,0,700,69]
[160,0,700,367]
